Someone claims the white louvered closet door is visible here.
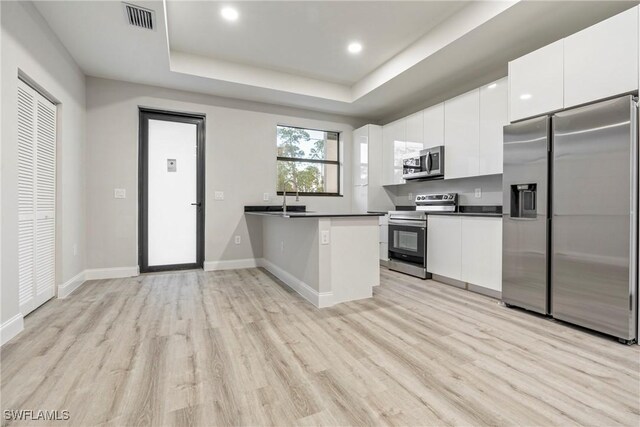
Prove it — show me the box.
[17,80,56,316]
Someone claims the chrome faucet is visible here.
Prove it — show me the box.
[282,179,300,214]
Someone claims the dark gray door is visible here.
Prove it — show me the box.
[552,95,637,340]
[502,116,550,314]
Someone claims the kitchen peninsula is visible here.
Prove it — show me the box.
[245,206,383,308]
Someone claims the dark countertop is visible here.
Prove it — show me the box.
[244,205,383,218]
[245,211,384,218]
[393,205,502,218]
[426,212,502,218]
[245,205,307,212]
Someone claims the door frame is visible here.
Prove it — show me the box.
[138,108,206,273]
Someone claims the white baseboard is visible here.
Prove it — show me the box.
[57,270,87,299]
[1,314,24,346]
[85,266,139,280]
[204,258,260,271]
[258,258,333,308]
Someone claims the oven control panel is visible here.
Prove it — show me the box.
[415,193,458,211]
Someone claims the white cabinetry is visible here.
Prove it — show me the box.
[379,214,389,262]
[509,6,640,122]
[461,217,502,292]
[427,215,462,280]
[352,125,393,262]
[352,124,393,213]
[509,40,564,122]
[479,77,508,175]
[428,215,503,295]
[405,111,424,154]
[382,119,406,185]
[423,103,445,148]
[382,112,427,186]
[564,6,639,108]
[444,89,480,179]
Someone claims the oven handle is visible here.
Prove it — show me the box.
[389,219,427,227]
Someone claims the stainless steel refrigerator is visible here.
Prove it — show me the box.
[503,95,638,343]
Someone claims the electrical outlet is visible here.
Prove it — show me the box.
[321,230,330,245]
[474,188,482,198]
[114,188,126,199]
[263,193,269,202]
[234,235,241,245]
[408,192,413,201]
[214,191,224,200]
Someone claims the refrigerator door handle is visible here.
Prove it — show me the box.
[629,99,638,318]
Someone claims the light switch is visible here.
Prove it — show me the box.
[215,191,224,200]
[114,188,126,199]
[321,230,330,245]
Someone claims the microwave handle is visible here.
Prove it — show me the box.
[425,152,432,174]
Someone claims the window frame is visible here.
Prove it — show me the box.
[276,124,342,197]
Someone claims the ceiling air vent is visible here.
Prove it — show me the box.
[123,3,155,30]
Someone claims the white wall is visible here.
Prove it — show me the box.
[387,174,503,207]
[85,77,364,270]
[1,1,86,327]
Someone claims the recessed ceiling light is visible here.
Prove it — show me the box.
[221,7,239,22]
[348,42,363,54]
[487,83,497,89]
[520,93,532,100]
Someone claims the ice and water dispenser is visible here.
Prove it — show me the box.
[510,184,537,218]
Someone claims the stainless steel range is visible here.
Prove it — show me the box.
[388,193,458,279]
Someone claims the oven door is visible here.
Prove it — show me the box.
[388,220,426,265]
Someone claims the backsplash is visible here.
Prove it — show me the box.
[388,174,503,207]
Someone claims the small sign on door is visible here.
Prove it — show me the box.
[167,159,177,172]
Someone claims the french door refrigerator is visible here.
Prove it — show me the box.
[503,95,638,343]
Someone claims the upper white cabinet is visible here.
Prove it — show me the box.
[479,77,508,175]
[564,7,639,108]
[461,217,502,292]
[509,40,564,122]
[382,80,506,183]
[382,119,406,185]
[352,124,394,213]
[423,103,445,148]
[352,126,369,187]
[405,111,424,152]
[509,6,640,121]
[444,89,480,179]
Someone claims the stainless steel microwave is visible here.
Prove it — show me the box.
[402,146,444,180]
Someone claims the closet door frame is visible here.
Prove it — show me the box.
[17,78,57,316]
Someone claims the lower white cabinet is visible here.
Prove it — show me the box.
[379,214,389,261]
[427,215,462,280]
[461,217,502,292]
[427,215,502,293]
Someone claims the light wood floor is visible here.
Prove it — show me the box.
[1,268,639,426]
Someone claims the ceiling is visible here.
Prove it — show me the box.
[166,1,468,85]
[33,1,638,122]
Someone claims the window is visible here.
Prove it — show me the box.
[277,125,340,196]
